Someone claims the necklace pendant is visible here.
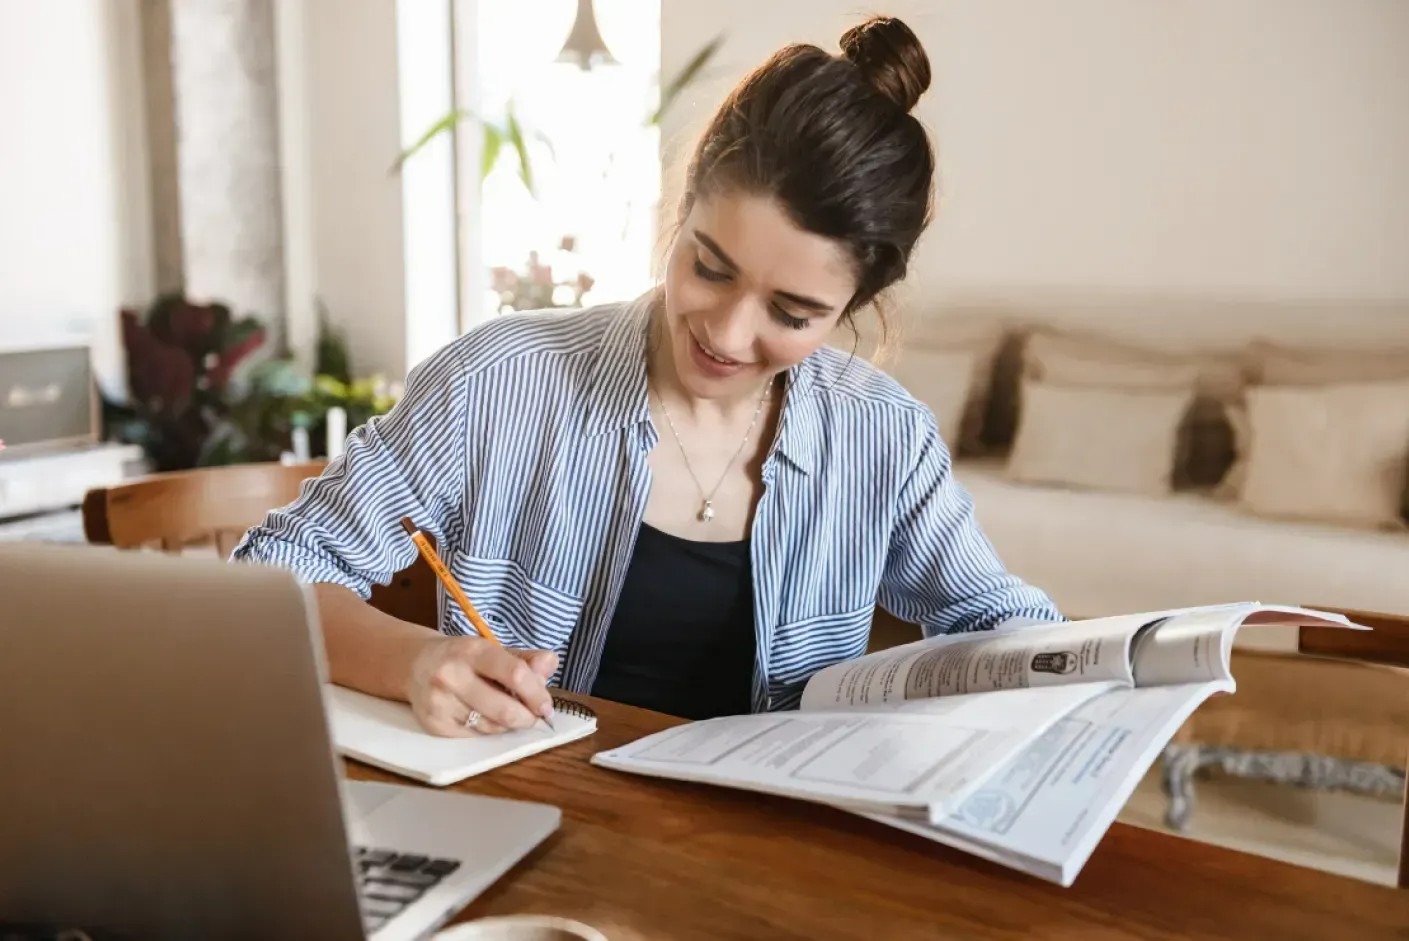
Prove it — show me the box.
[699,500,715,523]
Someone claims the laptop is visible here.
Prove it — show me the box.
[0,542,561,941]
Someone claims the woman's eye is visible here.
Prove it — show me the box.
[774,308,809,330]
[692,257,731,283]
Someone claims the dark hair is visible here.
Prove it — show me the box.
[678,15,935,338]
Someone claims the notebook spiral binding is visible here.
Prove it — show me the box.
[549,695,596,722]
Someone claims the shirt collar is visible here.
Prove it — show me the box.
[771,357,820,476]
[583,291,822,477]
[583,293,654,438]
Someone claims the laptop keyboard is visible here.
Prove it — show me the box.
[355,846,462,934]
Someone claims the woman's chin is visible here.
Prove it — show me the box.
[674,352,759,398]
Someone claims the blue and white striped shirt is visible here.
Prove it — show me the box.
[232,296,1063,710]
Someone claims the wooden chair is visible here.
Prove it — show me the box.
[1158,605,1409,888]
[1300,606,1409,888]
[82,462,438,628]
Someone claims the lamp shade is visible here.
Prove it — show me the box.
[556,0,618,70]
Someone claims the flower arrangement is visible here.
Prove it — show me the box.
[490,236,595,313]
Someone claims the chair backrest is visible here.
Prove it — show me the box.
[1301,605,1409,889]
[83,462,440,629]
[83,462,328,557]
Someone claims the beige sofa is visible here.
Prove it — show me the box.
[861,291,1409,825]
[860,292,1409,628]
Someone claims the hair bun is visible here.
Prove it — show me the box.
[839,16,931,113]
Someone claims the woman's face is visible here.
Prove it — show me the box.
[661,191,858,400]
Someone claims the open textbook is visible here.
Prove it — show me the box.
[590,602,1365,886]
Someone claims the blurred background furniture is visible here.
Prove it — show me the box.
[1160,606,1409,887]
[82,461,438,629]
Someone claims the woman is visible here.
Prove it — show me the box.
[233,15,1063,736]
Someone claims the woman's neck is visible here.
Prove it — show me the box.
[646,315,780,425]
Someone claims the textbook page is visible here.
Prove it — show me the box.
[798,614,1160,710]
[1129,607,1241,688]
[863,680,1229,885]
[591,682,1118,825]
[1130,603,1362,688]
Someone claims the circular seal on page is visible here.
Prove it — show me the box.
[954,788,1017,831]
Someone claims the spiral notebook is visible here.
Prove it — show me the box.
[324,685,598,786]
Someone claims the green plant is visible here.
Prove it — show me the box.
[104,294,267,471]
[390,100,554,194]
[392,34,725,187]
[648,33,725,127]
[208,363,398,466]
[105,294,399,470]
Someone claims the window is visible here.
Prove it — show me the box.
[475,0,661,319]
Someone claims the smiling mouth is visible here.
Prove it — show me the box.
[691,332,747,366]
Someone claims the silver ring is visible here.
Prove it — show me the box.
[463,709,481,730]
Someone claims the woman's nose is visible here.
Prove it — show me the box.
[707,299,761,356]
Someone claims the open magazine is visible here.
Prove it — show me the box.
[590,602,1366,886]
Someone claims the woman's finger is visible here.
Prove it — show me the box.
[458,669,540,730]
[457,703,508,735]
[510,648,560,680]
[471,645,555,724]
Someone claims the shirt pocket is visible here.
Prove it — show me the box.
[449,554,584,653]
[769,603,876,691]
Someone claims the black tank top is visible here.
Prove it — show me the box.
[590,522,756,720]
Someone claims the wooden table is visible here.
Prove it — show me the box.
[345,695,1409,940]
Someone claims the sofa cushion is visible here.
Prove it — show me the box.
[1005,379,1194,496]
[954,457,1409,642]
[853,313,1007,457]
[1236,381,1409,531]
[1025,330,1243,400]
[885,346,976,449]
[1021,330,1243,489]
[1249,341,1409,386]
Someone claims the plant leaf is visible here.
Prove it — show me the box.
[504,106,534,195]
[650,33,724,126]
[390,108,470,175]
[480,122,504,184]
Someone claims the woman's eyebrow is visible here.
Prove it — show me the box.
[694,231,739,271]
[696,230,835,312]
[774,290,833,313]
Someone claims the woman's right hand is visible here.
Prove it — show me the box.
[405,634,559,737]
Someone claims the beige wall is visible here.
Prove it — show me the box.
[0,0,152,395]
[660,0,1409,329]
[275,0,463,381]
[281,0,410,380]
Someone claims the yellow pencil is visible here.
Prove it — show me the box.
[399,517,555,731]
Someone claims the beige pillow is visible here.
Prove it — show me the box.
[887,347,977,449]
[1022,331,1242,489]
[1238,381,1409,530]
[1024,331,1244,401]
[1006,379,1195,496]
[1220,346,1409,500]
[1250,341,1409,386]
[857,314,1006,456]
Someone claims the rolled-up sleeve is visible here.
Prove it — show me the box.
[878,411,1065,636]
[230,343,470,599]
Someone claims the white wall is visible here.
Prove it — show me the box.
[277,0,464,382]
[279,0,410,381]
[0,0,152,395]
[660,0,1409,316]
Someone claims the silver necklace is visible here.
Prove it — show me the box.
[653,380,772,523]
